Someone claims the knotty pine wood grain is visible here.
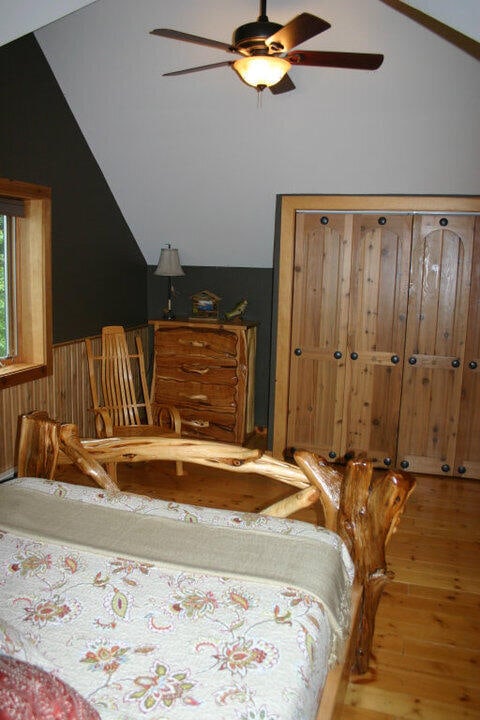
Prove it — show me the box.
[0,327,148,475]
[56,440,480,720]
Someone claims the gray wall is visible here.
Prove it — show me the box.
[0,34,147,342]
[0,34,274,427]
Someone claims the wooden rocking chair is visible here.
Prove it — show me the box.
[85,325,183,476]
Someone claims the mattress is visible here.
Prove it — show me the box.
[0,477,353,720]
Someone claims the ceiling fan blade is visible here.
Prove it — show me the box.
[266,13,331,52]
[286,50,384,70]
[163,61,233,77]
[151,28,235,54]
[269,73,296,94]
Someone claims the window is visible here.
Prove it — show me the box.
[0,179,52,389]
[1,213,17,360]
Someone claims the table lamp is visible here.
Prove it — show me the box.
[154,244,185,320]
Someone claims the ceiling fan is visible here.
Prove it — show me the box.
[151,0,384,94]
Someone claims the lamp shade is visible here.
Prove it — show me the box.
[154,247,185,277]
[233,56,291,89]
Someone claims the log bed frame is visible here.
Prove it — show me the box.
[16,411,416,719]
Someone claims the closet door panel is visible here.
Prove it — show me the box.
[345,215,412,462]
[286,213,351,456]
[397,215,475,474]
[455,217,480,478]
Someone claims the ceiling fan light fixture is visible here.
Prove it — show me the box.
[233,55,291,89]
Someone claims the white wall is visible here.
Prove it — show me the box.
[35,0,480,268]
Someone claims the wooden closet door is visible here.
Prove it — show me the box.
[286,213,352,457]
[397,215,475,475]
[345,215,412,464]
[455,217,480,478]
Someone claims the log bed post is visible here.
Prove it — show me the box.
[16,411,60,480]
[16,412,415,676]
[295,451,416,674]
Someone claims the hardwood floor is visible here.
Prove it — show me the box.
[56,444,480,720]
[342,472,480,720]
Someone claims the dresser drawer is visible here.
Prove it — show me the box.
[155,327,238,362]
[155,379,237,413]
[178,407,237,443]
[155,361,238,386]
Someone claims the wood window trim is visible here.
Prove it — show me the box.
[0,178,52,389]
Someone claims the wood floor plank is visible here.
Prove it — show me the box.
[345,683,480,720]
[373,645,480,686]
[340,706,393,720]
[384,582,480,608]
[386,561,480,594]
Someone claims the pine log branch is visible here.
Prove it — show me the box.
[293,450,343,530]
[59,423,119,493]
[16,411,60,480]
[260,485,320,518]
[337,459,416,673]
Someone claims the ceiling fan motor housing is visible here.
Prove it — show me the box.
[233,20,283,54]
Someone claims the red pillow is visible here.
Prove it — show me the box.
[0,655,100,720]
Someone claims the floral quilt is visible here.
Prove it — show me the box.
[0,478,354,720]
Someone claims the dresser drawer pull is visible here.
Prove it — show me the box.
[179,339,208,348]
[180,365,210,375]
[182,419,210,428]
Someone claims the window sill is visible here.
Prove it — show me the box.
[0,362,49,389]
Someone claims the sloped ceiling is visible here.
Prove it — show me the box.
[0,1,97,47]
[2,0,480,267]
[1,0,478,46]
[401,0,480,42]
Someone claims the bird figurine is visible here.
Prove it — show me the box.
[224,298,248,321]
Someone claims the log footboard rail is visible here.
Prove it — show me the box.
[16,411,415,675]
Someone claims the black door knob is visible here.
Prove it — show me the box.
[408,356,417,365]
[469,361,477,370]
[441,464,450,473]
[400,460,409,469]
[328,451,337,459]
[333,351,342,360]
[294,347,302,356]
[458,466,467,474]
[350,352,358,360]
[451,359,460,368]
[391,355,400,364]
[383,457,392,466]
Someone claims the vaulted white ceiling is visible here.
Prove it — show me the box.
[400,0,480,42]
[0,1,97,47]
[2,0,479,267]
[2,0,478,46]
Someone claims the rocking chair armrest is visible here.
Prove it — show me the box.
[154,404,182,435]
[92,407,114,438]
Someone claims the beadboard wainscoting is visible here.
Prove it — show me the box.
[0,326,149,475]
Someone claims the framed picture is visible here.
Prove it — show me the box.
[190,290,221,320]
